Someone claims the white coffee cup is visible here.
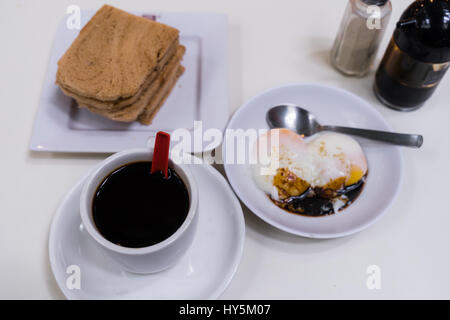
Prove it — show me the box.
[80,148,199,274]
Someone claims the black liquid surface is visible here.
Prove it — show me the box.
[375,63,438,110]
[375,25,450,110]
[92,162,189,248]
[270,177,366,217]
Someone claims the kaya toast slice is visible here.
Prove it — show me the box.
[77,45,185,122]
[56,4,179,101]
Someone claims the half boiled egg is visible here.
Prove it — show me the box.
[251,128,368,202]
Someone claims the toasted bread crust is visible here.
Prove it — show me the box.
[76,46,185,122]
[57,39,179,110]
[138,66,185,125]
[56,4,179,101]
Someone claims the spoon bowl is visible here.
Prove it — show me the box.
[266,104,320,136]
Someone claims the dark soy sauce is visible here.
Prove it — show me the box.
[270,177,366,217]
[374,0,450,111]
[92,161,189,248]
[374,39,442,111]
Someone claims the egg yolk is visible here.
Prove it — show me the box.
[346,165,365,186]
[273,168,310,200]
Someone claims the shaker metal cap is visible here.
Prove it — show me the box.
[362,0,389,6]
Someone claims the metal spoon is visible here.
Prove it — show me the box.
[266,104,423,148]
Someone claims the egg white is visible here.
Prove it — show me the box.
[251,129,368,198]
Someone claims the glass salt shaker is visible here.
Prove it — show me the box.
[330,0,392,77]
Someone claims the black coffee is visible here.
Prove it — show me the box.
[92,161,189,248]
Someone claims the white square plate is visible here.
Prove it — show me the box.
[30,11,228,153]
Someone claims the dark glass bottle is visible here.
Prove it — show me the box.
[374,0,450,111]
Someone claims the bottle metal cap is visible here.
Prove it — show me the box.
[395,0,450,63]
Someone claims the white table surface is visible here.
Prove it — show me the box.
[1,0,449,300]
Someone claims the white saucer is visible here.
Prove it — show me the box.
[223,83,403,239]
[49,160,244,299]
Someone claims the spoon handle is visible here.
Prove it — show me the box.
[321,125,423,148]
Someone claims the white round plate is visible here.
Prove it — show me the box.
[223,83,403,238]
[49,160,245,299]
